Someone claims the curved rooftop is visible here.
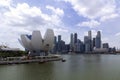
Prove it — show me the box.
[19,29,54,56]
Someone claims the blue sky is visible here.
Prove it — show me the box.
[0,0,120,49]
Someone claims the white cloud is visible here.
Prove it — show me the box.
[4,3,45,26]
[64,0,120,29]
[46,5,64,16]
[65,0,118,19]
[3,3,65,28]
[0,1,68,49]
[115,32,120,36]
[0,0,12,7]
[100,13,119,22]
[0,0,120,49]
[77,20,100,28]
[102,37,109,42]
[91,30,98,37]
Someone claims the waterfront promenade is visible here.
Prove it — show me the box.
[0,55,63,65]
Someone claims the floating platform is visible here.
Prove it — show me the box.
[0,55,63,65]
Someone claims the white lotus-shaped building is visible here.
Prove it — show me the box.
[18,29,54,56]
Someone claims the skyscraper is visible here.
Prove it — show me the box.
[70,33,74,51]
[58,35,61,42]
[60,40,65,53]
[57,35,62,52]
[74,39,81,52]
[52,36,57,53]
[93,38,96,48]
[95,31,101,48]
[88,30,92,51]
[74,33,77,44]
[88,31,92,40]
[64,44,70,52]
[84,36,91,52]
[54,36,57,44]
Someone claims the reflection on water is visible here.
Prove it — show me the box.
[0,54,120,80]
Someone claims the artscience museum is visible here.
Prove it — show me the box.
[18,29,54,56]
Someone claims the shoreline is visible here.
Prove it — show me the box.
[59,52,119,54]
[0,55,63,65]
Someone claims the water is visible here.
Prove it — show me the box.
[0,54,120,80]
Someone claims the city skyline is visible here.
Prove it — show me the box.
[53,30,116,53]
[0,0,120,49]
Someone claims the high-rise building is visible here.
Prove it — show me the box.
[75,39,85,53]
[88,31,92,40]
[84,36,91,52]
[74,39,81,52]
[103,43,109,48]
[97,31,101,37]
[74,43,80,52]
[88,30,92,51]
[64,44,70,53]
[73,33,78,52]
[85,44,90,52]
[95,31,101,48]
[80,42,85,53]
[84,36,89,45]
[52,36,57,53]
[58,35,61,42]
[93,38,96,48]
[60,40,65,53]
[70,33,74,51]
[54,36,57,44]
[57,35,62,52]
[74,33,77,44]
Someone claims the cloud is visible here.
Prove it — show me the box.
[0,0,12,7]
[0,1,68,49]
[102,37,109,43]
[4,3,66,32]
[0,0,120,49]
[4,3,46,27]
[46,5,64,16]
[115,32,120,36]
[100,13,119,22]
[64,0,118,19]
[77,20,100,28]
[64,0,120,29]
[3,3,66,30]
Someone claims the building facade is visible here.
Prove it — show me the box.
[95,31,101,48]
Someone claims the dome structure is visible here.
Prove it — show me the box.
[19,29,54,56]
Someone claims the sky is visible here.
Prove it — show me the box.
[0,0,120,49]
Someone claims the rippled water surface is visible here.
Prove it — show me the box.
[0,54,120,80]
